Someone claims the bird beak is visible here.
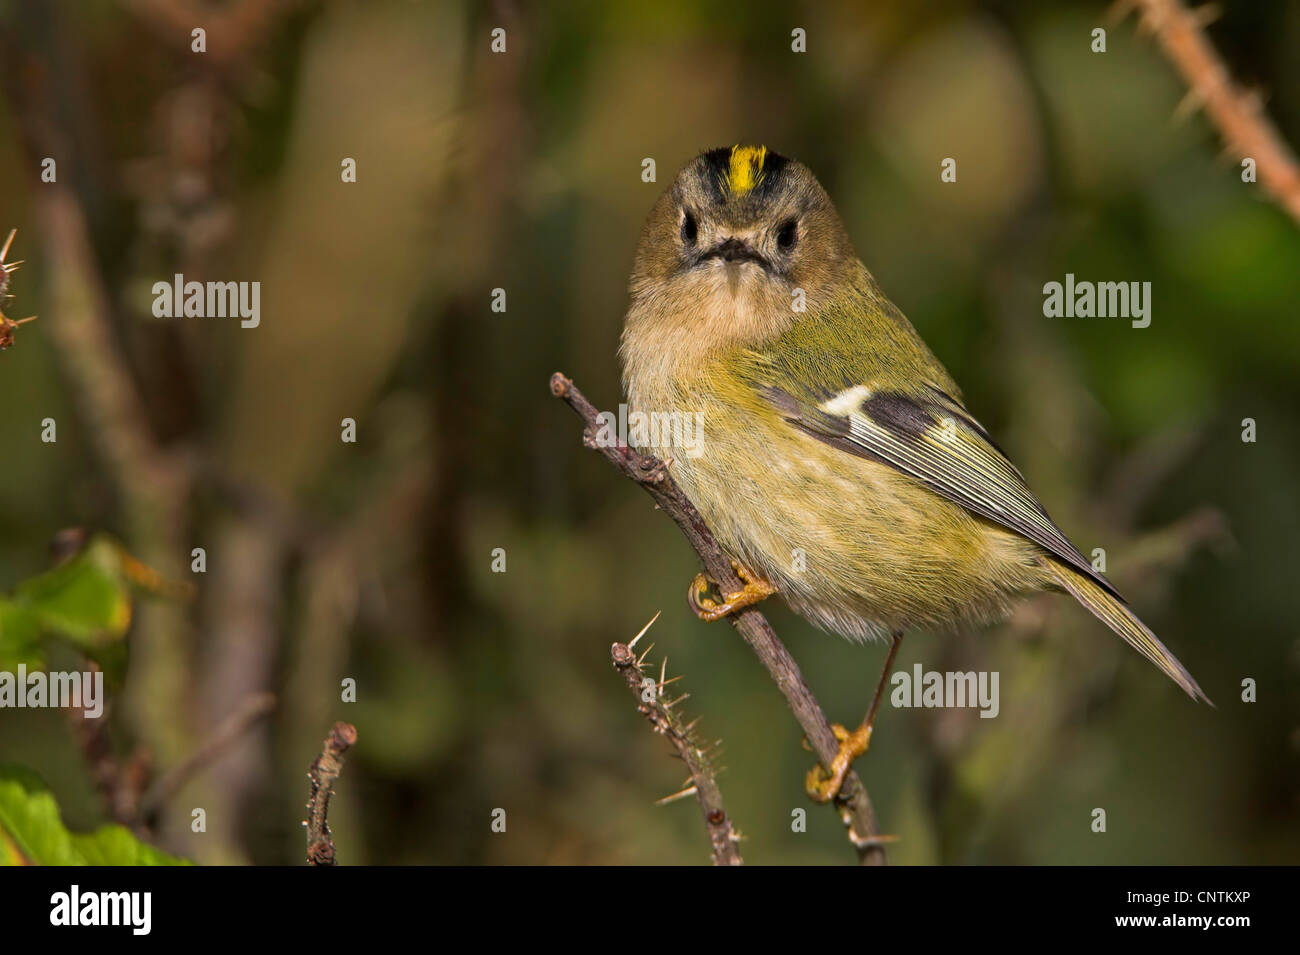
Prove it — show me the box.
[702,235,770,270]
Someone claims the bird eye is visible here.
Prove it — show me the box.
[777,219,798,252]
[681,210,698,246]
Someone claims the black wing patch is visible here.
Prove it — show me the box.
[766,385,1123,600]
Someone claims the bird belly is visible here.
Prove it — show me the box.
[661,397,1044,642]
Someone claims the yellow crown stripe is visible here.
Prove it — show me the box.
[726,145,767,196]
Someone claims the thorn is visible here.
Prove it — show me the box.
[649,455,675,480]
[657,673,685,689]
[1134,9,1158,38]
[663,693,690,709]
[0,229,14,263]
[1105,0,1137,26]
[654,784,698,806]
[658,656,667,694]
[1241,87,1267,112]
[635,642,655,667]
[1190,3,1221,28]
[1173,87,1206,123]
[851,833,901,849]
[627,610,660,650]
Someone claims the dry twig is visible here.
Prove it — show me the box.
[306,721,358,866]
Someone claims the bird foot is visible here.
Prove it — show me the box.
[805,722,873,803]
[687,561,777,621]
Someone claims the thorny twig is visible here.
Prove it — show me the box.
[1125,0,1300,224]
[611,614,743,866]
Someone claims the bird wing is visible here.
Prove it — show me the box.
[760,378,1123,600]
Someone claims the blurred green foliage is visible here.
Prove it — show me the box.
[0,537,134,672]
[0,766,186,865]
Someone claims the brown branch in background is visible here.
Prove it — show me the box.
[306,722,358,867]
[125,0,290,69]
[1114,505,1232,585]
[1126,0,1300,224]
[551,373,887,865]
[36,192,171,496]
[65,689,276,834]
[611,618,743,866]
[64,688,151,826]
[140,692,277,825]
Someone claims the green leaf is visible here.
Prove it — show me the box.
[70,824,189,866]
[10,545,133,651]
[0,766,189,866]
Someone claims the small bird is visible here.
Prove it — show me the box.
[620,145,1209,800]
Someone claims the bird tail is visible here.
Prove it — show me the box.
[1046,561,1212,704]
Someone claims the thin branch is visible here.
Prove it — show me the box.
[611,621,743,866]
[306,722,357,867]
[65,702,155,828]
[140,692,277,823]
[1128,0,1300,224]
[63,682,130,823]
[551,372,887,865]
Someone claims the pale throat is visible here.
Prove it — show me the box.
[624,268,794,409]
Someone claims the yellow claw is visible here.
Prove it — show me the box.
[687,561,777,621]
[805,722,873,803]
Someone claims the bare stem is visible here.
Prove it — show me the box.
[306,722,358,866]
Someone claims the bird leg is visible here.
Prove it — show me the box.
[688,560,777,621]
[806,630,904,803]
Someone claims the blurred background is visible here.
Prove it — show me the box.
[0,0,1297,865]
